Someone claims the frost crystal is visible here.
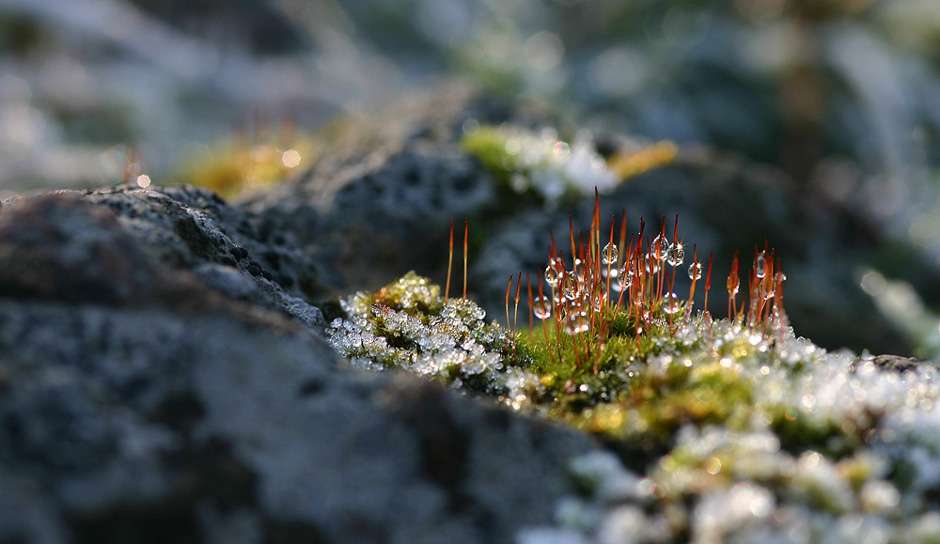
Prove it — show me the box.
[327,271,540,399]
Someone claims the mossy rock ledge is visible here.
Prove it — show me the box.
[1,86,939,544]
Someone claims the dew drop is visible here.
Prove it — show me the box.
[662,292,681,315]
[618,268,635,290]
[602,243,619,265]
[533,296,552,320]
[666,244,685,266]
[688,262,702,280]
[651,234,669,258]
[562,273,581,301]
[545,265,562,287]
[565,314,590,335]
[601,266,619,279]
[755,254,766,279]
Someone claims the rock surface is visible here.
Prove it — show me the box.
[0,188,595,544]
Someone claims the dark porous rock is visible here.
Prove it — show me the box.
[57,184,325,330]
[0,188,596,544]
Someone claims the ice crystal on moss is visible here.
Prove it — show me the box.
[327,271,540,399]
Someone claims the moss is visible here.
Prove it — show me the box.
[172,133,315,200]
[330,269,799,450]
[461,123,679,206]
[460,126,515,184]
[460,124,619,203]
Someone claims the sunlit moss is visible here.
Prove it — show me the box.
[461,124,678,205]
[461,124,619,202]
[606,140,679,180]
[173,134,315,200]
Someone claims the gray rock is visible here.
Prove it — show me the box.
[0,188,596,544]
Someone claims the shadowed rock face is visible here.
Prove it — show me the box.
[0,188,594,544]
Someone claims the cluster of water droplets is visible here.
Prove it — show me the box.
[540,258,594,327]
[535,234,705,336]
[327,272,543,403]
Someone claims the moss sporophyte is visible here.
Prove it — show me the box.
[328,191,793,436]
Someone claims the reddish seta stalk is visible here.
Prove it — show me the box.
[462,218,469,300]
[727,250,740,322]
[445,219,455,301]
[509,198,787,374]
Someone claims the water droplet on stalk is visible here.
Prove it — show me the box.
[688,262,702,280]
[666,243,685,266]
[755,255,766,278]
[545,265,562,287]
[652,234,669,257]
[533,296,552,320]
[618,268,635,290]
[563,273,581,301]
[663,292,681,314]
[602,243,619,265]
[565,314,590,335]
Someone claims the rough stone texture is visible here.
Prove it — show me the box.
[0,190,595,544]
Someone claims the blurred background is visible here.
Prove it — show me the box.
[2,0,940,354]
